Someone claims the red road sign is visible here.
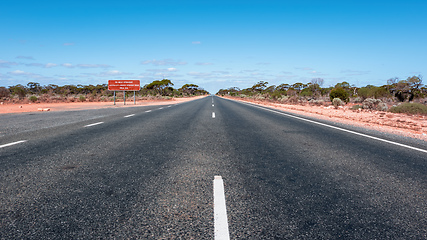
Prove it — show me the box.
[108,80,140,91]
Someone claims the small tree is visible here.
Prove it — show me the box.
[145,79,174,96]
[27,82,41,94]
[9,84,27,99]
[180,84,199,95]
[251,81,268,93]
[0,87,10,98]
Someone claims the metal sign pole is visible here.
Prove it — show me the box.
[123,91,126,105]
[134,91,136,105]
[114,91,116,105]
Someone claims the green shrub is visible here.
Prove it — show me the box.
[79,95,86,102]
[362,98,381,110]
[389,103,427,115]
[351,104,362,110]
[29,95,38,102]
[377,102,389,111]
[330,87,349,103]
[332,98,345,108]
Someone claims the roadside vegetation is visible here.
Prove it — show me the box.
[216,75,427,115]
[0,79,209,104]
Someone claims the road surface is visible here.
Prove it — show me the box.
[1,96,426,239]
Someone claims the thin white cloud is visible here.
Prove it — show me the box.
[59,63,112,68]
[16,56,35,60]
[7,70,53,81]
[25,63,44,67]
[146,68,178,72]
[62,63,73,68]
[9,70,28,75]
[45,63,57,68]
[141,59,187,66]
[76,64,112,68]
[188,71,213,77]
[63,43,75,46]
[295,67,315,71]
[212,71,230,74]
[241,69,258,73]
[0,60,19,68]
[98,70,132,77]
[340,69,370,76]
[195,62,213,66]
[153,73,182,77]
[192,41,201,44]
[256,62,270,65]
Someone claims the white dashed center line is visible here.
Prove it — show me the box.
[145,110,152,113]
[84,122,104,127]
[214,176,230,240]
[0,140,27,149]
[124,114,135,118]
[212,112,216,118]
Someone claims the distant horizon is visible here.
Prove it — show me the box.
[1,0,426,93]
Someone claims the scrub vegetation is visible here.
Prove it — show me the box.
[216,75,427,115]
[0,79,209,104]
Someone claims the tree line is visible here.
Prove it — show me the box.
[216,75,426,103]
[0,79,209,102]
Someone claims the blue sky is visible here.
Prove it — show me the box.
[1,0,426,93]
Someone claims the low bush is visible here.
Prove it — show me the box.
[29,96,38,102]
[362,98,384,110]
[350,104,362,110]
[377,102,389,111]
[389,103,427,115]
[309,99,325,106]
[79,95,86,102]
[332,98,345,108]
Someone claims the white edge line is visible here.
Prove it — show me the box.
[84,122,104,127]
[214,176,230,240]
[124,114,135,118]
[230,99,427,154]
[0,140,27,149]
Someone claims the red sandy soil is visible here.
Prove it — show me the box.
[223,96,427,142]
[0,96,206,114]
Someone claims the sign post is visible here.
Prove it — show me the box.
[108,80,140,105]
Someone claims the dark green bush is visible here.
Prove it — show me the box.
[29,96,38,102]
[389,103,427,115]
[329,87,349,103]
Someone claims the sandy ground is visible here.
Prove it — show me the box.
[0,96,206,114]
[223,96,427,142]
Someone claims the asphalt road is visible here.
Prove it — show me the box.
[1,96,426,239]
